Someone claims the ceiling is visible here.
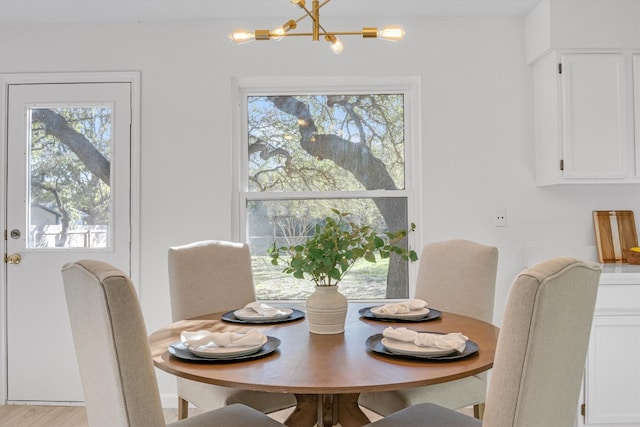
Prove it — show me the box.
[0,0,540,24]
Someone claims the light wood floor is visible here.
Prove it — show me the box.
[0,404,371,426]
[0,404,89,427]
[0,403,472,426]
[0,405,212,427]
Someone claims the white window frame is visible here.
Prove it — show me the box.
[231,76,422,300]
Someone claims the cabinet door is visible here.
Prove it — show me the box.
[634,54,640,178]
[560,54,629,179]
[584,315,640,425]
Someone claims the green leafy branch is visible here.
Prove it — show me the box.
[269,208,418,286]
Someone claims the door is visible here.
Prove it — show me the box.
[635,54,640,179]
[560,53,629,179]
[6,82,131,402]
[583,315,640,425]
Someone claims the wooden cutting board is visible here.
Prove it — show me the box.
[593,210,638,263]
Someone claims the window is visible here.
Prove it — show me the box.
[29,106,113,248]
[235,77,420,300]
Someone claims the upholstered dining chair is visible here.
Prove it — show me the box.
[168,240,296,419]
[364,256,601,427]
[359,239,499,418]
[62,259,284,427]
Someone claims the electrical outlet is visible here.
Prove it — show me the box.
[495,209,507,227]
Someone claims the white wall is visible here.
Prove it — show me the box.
[1,15,638,400]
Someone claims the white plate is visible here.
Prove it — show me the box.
[233,307,293,321]
[370,306,430,320]
[188,336,268,359]
[381,337,457,357]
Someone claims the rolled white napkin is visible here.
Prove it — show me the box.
[244,301,288,317]
[383,327,468,352]
[181,328,265,348]
[375,299,428,314]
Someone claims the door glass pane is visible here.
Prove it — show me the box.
[28,106,112,249]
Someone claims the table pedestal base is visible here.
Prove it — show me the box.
[285,393,371,427]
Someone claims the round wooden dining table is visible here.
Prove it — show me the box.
[149,302,499,427]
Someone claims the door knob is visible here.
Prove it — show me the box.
[5,253,21,264]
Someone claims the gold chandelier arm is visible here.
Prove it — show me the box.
[292,0,315,23]
[313,0,335,41]
[294,0,332,41]
[264,27,405,38]
[293,0,331,15]
[312,0,320,40]
[275,31,360,37]
[274,33,317,37]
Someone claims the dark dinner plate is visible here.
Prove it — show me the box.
[221,308,305,324]
[359,306,442,322]
[168,336,281,363]
[365,333,479,361]
[222,308,304,325]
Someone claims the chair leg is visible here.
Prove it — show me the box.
[473,403,485,419]
[178,397,189,420]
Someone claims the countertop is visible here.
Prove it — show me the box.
[600,263,640,284]
[522,245,640,283]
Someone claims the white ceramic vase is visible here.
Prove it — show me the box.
[305,285,348,334]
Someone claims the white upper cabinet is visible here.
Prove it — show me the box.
[559,53,630,180]
[525,0,640,63]
[526,0,640,186]
[533,52,637,186]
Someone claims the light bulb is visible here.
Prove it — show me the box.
[330,38,344,54]
[271,27,286,41]
[378,25,405,42]
[325,34,344,54]
[271,20,297,41]
[228,30,255,44]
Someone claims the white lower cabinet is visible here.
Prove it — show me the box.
[578,267,640,426]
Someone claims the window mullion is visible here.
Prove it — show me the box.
[244,190,410,201]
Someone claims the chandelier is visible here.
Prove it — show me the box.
[228,0,405,54]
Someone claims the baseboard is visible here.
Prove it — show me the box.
[4,400,84,406]
[159,392,197,410]
[159,392,178,409]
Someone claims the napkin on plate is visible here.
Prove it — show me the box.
[181,328,265,348]
[244,301,288,317]
[374,299,428,314]
[383,327,468,352]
